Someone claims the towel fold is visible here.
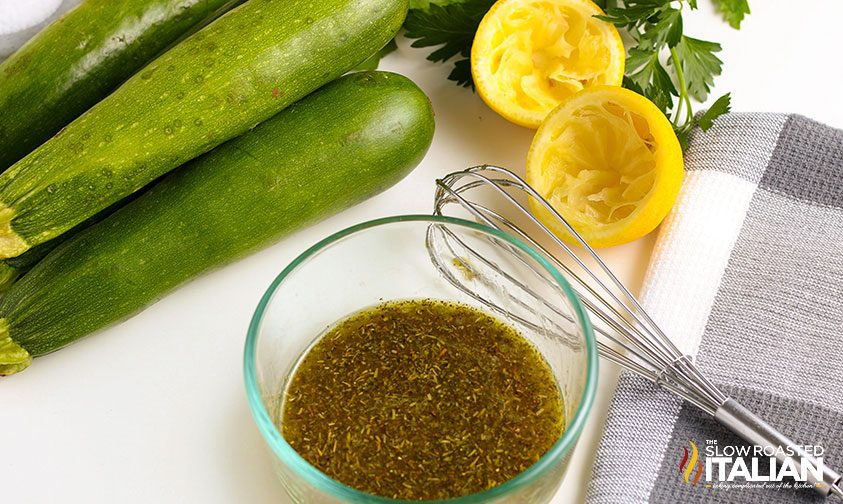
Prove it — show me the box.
[586,114,843,504]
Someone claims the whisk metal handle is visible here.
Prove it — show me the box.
[715,399,842,498]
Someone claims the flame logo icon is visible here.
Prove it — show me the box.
[679,440,703,487]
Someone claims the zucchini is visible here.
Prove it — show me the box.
[0,191,147,292]
[0,70,435,375]
[0,0,408,259]
[0,240,52,292]
[0,0,245,171]
[0,263,15,292]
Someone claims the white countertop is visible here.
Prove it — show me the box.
[2,1,842,502]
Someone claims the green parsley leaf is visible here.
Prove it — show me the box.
[625,47,677,111]
[712,0,750,29]
[593,0,627,10]
[449,58,474,87]
[673,122,693,151]
[402,0,745,147]
[597,2,669,30]
[403,0,496,88]
[672,35,723,102]
[643,7,683,48]
[673,92,731,148]
[596,1,743,149]
[696,93,731,130]
[409,0,465,9]
[621,75,645,95]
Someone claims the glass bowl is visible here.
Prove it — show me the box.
[244,215,597,503]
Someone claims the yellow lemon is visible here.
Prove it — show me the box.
[472,0,624,128]
[526,86,684,248]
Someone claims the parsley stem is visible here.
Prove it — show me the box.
[669,46,694,125]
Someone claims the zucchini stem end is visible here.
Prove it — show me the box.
[0,320,31,376]
[0,204,28,259]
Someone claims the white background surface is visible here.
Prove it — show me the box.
[2,1,842,503]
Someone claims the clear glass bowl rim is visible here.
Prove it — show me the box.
[243,214,599,503]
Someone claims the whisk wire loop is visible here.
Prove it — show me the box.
[433,166,724,409]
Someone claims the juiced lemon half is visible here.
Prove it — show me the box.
[526,86,684,248]
[472,0,624,128]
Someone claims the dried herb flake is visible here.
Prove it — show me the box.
[281,299,565,500]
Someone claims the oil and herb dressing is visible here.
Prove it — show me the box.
[281,299,564,500]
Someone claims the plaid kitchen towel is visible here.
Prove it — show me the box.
[585,114,843,504]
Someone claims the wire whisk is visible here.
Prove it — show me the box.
[430,165,842,499]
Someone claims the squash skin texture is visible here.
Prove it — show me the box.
[0,71,434,364]
[0,0,409,257]
[0,0,245,171]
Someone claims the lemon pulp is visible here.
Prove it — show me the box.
[538,102,658,226]
[472,0,624,128]
[527,86,684,247]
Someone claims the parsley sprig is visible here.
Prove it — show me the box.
[403,0,495,86]
[595,0,745,147]
[402,0,749,149]
[711,0,750,29]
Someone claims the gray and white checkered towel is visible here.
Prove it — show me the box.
[586,114,843,503]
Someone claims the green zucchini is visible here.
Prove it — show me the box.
[0,0,408,259]
[0,241,51,292]
[0,190,147,292]
[0,70,435,375]
[0,0,245,171]
[0,263,15,293]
